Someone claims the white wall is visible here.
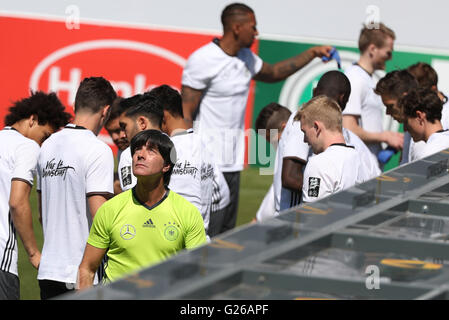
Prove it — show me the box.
[2,0,449,51]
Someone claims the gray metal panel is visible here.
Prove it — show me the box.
[63,148,449,300]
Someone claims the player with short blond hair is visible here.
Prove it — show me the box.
[313,70,381,179]
[296,96,369,202]
[296,96,342,132]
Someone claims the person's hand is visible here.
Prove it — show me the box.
[383,131,404,150]
[29,251,41,270]
[311,45,333,59]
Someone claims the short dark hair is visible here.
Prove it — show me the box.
[113,94,144,122]
[399,87,443,123]
[255,102,291,132]
[120,94,143,111]
[221,3,254,30]
[407,62,438,89]
[5,91,72,129]
[148,85,183,118]
[375,69,419,99]
[105,97,124,126]
[130,129,176,186]
[74,77,117,114]
[123,94,163,129]
[314,71,351,110]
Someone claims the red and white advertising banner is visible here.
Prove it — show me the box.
[1,13,255,155]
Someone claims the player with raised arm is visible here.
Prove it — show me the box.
[182,3,332,233]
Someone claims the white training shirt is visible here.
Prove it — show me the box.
[118,146,136,191]
[409,130,449,162]
[272,114,380,215]
[182,39,263,172]
[273,112,310,213]
[0,127,40,276]
[302,144,368,203]
[256,133,280,222]
[343,64,384,157]
[169,129,214,232]
[406,102,449,165]
[211,166,230,213]
[36,124,114,284]
[343,127,381,179]
[408,139,427,163]
[256,183,276,222]
[441,100,449,130]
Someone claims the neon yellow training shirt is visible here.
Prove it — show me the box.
[87,188,207,282]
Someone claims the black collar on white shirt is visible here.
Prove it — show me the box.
[330,143,355,149]
[171,128,194,137]
[65,124,87,130]
[3,126,18,132]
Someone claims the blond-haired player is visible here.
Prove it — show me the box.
[296,96,369,202]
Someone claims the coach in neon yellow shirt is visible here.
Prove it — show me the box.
[78,130,207,288]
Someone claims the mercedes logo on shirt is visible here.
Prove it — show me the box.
[120,224,136,240]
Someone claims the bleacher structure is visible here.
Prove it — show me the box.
[65,149,449,300]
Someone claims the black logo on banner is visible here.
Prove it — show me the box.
[42,158,75,180]
[308,177,321,197]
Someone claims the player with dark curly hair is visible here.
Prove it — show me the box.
[4,91,72,140]
[0,91,71,300]
[399,87,449,161]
